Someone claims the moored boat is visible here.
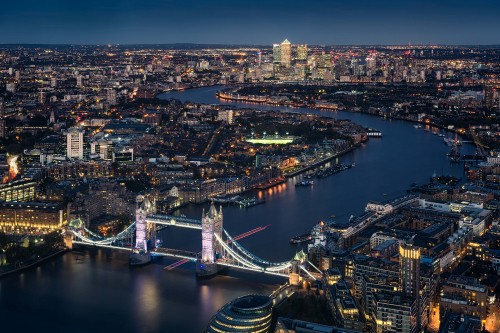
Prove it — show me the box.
[295,180,314,187]
[290,233,312,244]
[236,197,266,208]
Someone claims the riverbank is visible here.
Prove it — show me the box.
[0,248,67,278]
[214,85,475,143]
[283,145,358,178]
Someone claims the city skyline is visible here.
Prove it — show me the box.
[1,1,500,331]
[1,0,500,45]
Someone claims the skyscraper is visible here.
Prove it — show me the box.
[280,39,291,67]
[273,43,281,64]
[400,243,420,297]
[400,243,421,331]
[66,127,84,159]
[297,44,308,61]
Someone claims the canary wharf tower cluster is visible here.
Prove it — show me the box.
[1,0,500,333]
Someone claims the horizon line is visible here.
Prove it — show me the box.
[1,43,500,47]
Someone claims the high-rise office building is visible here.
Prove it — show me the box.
[366,56,376,72]
[297,44,308,61]
[273,44,281,64]
[280,39,291,67]
[66,127,84,159]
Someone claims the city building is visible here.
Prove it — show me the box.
[326,280,364,331]
[280,39,291,67]
[296,44,308,62]
[438,313,482,333]
[217,109,234,124]
[75,181,136,225]
[371,291,419,333]
[0,201,67,232]
[400,244,421,299]
[273,44,282,64]
[107,88,117,106]
[66,127,84,159]
[206,295,273,333]
[0,180,36,202]
[275,318,362,333]
[440,275,488,320]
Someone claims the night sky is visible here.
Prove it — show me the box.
[1,0,499,45]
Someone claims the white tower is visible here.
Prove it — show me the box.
[66,127,84,159]
[135,195,156,251]
[201,202,223,263]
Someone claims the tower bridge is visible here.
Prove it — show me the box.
[68,195,311,280]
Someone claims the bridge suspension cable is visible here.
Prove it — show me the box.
[222,228,291,268]
[72,222,136,245]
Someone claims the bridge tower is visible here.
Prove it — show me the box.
[201,202,223,263]
[135,195,156,251]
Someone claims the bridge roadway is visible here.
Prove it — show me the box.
[216,259,290,278]
[72,241,199,261]
[152,248,198,260]
[72,240,290,276]
[146,214,202,230]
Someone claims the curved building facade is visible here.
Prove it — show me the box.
[206,295,273,333]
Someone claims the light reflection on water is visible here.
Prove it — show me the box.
[133,274,160,333]
[0,250,277,333]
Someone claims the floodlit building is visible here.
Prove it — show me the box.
[280,39,291,67]
[0,201,67,232]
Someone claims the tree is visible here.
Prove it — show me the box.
[0,232,8,249]
[43,232,64,249]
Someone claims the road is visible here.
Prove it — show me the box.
[485,303,500,333]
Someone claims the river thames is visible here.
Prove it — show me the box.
[0,86,476,332]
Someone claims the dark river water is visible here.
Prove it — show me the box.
[0,85,475,333]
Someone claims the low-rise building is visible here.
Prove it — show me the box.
[0,180,36,202]
[440,275,488,320]
[275,318,362,333]
[438,313,482,333]
[371,291,419,333]
[0,201,67,232]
